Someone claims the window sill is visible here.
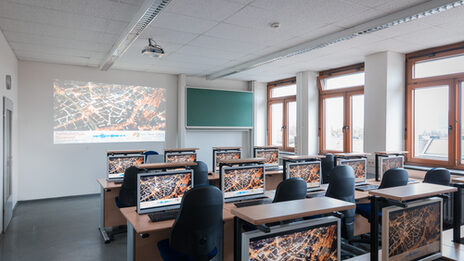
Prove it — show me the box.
[405,164,464,176]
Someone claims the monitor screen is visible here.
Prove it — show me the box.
[242,217,340,260]
[255,149,279,167]
[382,198,442,261]
[214,150,241,171]
[165,152,197,163]
[137,170,193,214]
[378,155,404,180]
[286,161,321,188]
[107,155,144,179]
[221,165,265,200]
[337,158,367,183]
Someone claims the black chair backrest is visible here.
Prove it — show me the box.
[192,161,209,187]
[321,153,334,184]
[379,168,409,189]
[423,168,451,186]
[325,165,355,240]
[118,166,140,207]
[170,186,223,259]
[273,178,307,203]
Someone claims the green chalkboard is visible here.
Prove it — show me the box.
[186,88,253,128]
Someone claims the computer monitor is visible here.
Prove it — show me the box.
[336,158,367,184]
[378,155,404,180]
[382,198,442,261]
[286,161,321,189]
[255,148,279,168]
[137,169,193,214]
[213,150,241,172]
[242,217,340,260]
[221,165,265,202]
[107,155,144,179]
[165,151,197,163]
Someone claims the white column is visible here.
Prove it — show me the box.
[296,71,318,155]
[252,81,267,147]
[177,74,186,148]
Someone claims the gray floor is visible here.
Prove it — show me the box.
[0,195,126,261]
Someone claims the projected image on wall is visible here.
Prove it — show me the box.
[53,79,166,144]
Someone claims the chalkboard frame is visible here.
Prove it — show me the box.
[185,87,254,129]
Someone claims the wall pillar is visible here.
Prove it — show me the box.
[296,71,318,155]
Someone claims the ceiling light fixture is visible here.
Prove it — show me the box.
[207,0,464,79]
[142,38,165,58]
[270,22,281,28]
[100,0,172,70]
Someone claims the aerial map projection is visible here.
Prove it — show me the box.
[53,79,166,144]
[249,223,338,260]
[288,163,321,187]
[257,150,278,165]
[340,159,365,182]
[380,156,403,176]
[386,201,441,261]
[139,173,192,206]
[215,151,240,170]
[108,156,144,177]
[223,167,264,193]
[166,153,196,163]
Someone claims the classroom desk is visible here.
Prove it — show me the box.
[230,197,355,260]
[451,177,464,245]
[367,183,457,261]
[121,205,235,261]
[97,178,124,243]
[207,169,284,191]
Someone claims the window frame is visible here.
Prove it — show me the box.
[267,77,296,152]
[405,42,464,169]
[318,63,365,154]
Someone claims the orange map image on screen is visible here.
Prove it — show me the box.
[249,224,338,260]
[139,174,192,202]
[108,156,144,174]
[224,168,264,192]
[288,163,320,186]
[216,152,240,169]
[381,157,403,174]
[54,80,166,132]
[257,150,278,165]
[166,154,196,163]
[341,160,365,179]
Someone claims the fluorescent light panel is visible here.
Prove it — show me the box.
[207,0,464,79]
[100,0,172,71]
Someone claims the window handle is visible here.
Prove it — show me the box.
[449,125,453,131]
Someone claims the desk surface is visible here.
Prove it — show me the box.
[97,178,122,189]
[120,206,234,234]
[107,149,145,155]
[333,152,370,157]
[281,155,325,161]
[369,183,457,202]
[137,162,197,169]
[212,146,241,150]
[253,146,279,150]
[164,148,199,152]
[218,158,266,165]
[375,151,408,155]
[231,197,355,225]
[452,177,464,183]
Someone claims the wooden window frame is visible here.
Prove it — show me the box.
[318,63,365,154]
[405,41,464,169]
[267,77,296,152]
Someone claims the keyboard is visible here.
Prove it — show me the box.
[148,210,179,222]
[356,184,379,192]
[234,198,272,208]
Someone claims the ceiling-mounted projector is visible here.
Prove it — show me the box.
[142,38,164,58]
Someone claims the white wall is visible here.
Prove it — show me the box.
[179,76,252,169]
[0,29,19,231]
[18,61,178,200]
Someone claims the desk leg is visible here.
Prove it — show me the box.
[127,222,135,261]
[370,196,379,261]
[453,185,462,243]
[98,186,111,243]
[234,217,242,261]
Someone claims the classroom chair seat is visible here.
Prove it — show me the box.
[158,239,217,261]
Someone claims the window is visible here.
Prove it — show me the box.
[318,64,364,153]
[267,78,296,152]
[406,42,464,169]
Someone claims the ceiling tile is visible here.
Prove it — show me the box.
[164,0,245,21]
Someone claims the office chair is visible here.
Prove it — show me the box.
[423,168,451,186]
[356,168,408,221]
[321,153,334,184]
[144,150,159,163]
[192,161,209,187]
[273,178,307,203]
[325,165,356,240]
[158,186,223,261]
[116,166,140,208]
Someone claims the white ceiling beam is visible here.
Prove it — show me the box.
[206,0,464,80]
[99,0,172,71]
